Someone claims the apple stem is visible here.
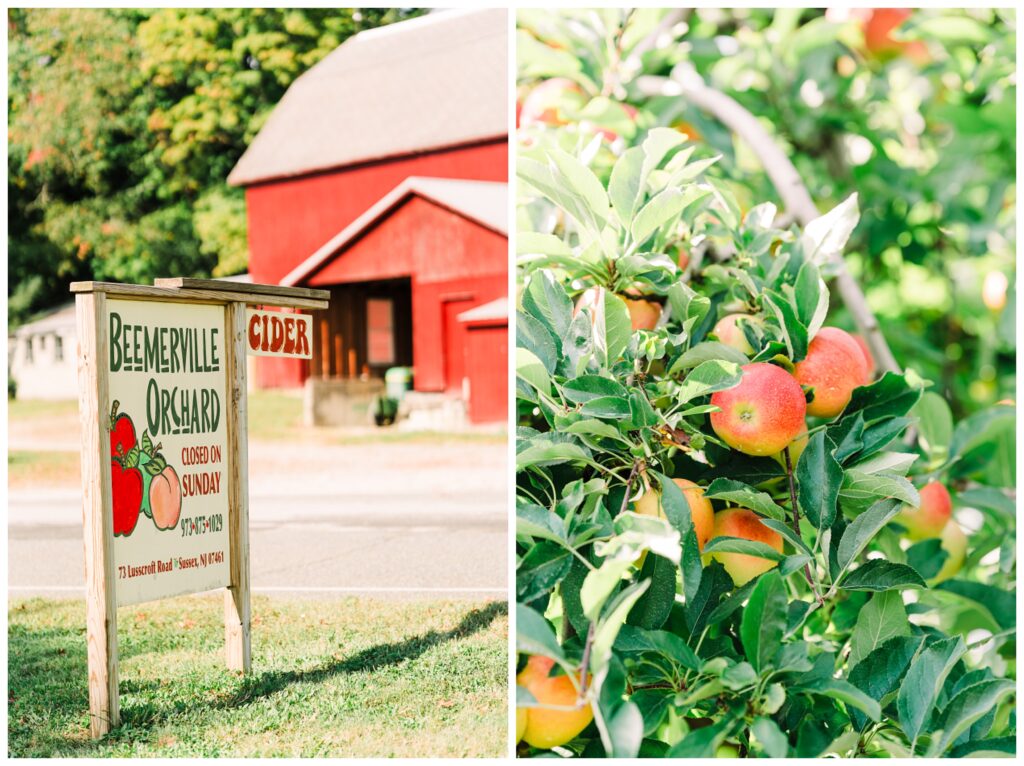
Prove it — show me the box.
[577,620,596,704]
[784,446,824,606]
[619,459,642,518]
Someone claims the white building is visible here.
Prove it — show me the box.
[9,302,78,400]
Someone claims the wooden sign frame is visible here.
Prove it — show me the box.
[72,280,328,738]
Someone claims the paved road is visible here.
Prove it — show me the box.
[9,440,509,601]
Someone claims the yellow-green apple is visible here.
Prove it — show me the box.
[793,327,870,418]
[712,313,765,355]
[896,480,952,541]
[716,743,741,758]
[930,520,967,585]
[519,77,586,127]
[517,655,593,749]
[634,476,715,551]
[516,706,527,744]
[710,362,807,456]
[709,508,784,586]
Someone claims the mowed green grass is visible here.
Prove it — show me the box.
[9,595,508,757]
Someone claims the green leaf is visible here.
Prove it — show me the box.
[740,570,787,672]
[605,699,644,758]
[595,290,632,365]
[562,374,628,403]
[762,288,808,361]
[651,469,692,537]
[897,635,967,747]
[516,503,567,543]
[631,187,704,246]
[668,342,749,375]
[760,518,814,557]
[591,580,650,669]
[840,560,927,592]
[608,146,645,226]
[523,269,574,345]
[934,679,1016,754]
[580,395,632,419]
[848,590,911,670]
[516,347,551,396]
[546,146,610,233]
[516,311,558,374]
[936,580,1017,630]
[516,438,591,470]
[912,391,954,460]
[948,737,1017,758]
[802,679,881,722]
[676,359,742,404]
[839,471,918,513]
[517,542,573,603]
[614,625,699,671]
[704,478,787,522]
[793,261,828,335]
[581,558,632,622]
[703,536,787,563]
[847,635,923,730]
[796,431,843,530]
[751,718,788,757]
[800,193,859,266]
[845,372,923,423]
[627,554,677,630]
[516,604,568,665]
[836,498,903,573]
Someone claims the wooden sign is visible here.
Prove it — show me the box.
[246,308,313,358]
[72,279,328,738]
[107,299,231,605]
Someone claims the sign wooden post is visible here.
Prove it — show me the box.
[73,279,327,738]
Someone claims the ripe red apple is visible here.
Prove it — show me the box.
[897,480,952,541]
[519,77,586,128]
[710,363,807,456]
[793,327,870,418]
[709,508,784,586]
[861,8,930,64]
[111,460,143,536]
[150,465,182,530]
[712,313,765,356]
[517,655,593,749]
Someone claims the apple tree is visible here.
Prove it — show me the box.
[514,11,1016,758]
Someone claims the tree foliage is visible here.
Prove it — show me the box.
[515,8,1015,759]
[7,8,423,325]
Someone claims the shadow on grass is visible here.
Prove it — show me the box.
[9,599,506,755]
[217,600,508,710]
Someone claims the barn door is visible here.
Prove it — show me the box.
[441,297,474,394]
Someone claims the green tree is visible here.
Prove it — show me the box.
[7,8,422,325]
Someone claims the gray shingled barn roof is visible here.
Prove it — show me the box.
[228,8,508,186]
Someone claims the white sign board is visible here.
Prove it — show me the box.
[106,298,231,605]
[246,308,313,358]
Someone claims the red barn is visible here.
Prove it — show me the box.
[228,8,508,423]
